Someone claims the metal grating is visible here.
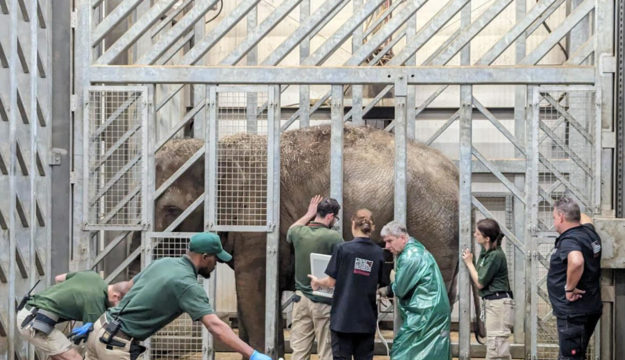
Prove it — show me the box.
[149,236,204,360]
[87,89,145,227]
[215,90,269,227]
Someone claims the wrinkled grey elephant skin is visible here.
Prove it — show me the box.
[154,125,459,353]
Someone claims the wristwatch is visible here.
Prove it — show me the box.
[564,286,575,292]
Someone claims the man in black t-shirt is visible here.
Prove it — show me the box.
[547,197,602,360]
[309,209,386,360]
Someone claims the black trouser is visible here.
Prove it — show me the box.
[556,313,601,360]
[330,330,375,360]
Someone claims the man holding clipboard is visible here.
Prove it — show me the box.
[287,195,343,360]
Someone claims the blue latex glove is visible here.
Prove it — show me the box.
[68,322,93,344]
[249,350,272,360]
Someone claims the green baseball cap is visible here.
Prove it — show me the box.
[189,233,232,262]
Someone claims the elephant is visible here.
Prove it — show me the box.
[154,124,461,353]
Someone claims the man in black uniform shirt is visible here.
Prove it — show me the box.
[547,197,602,360]
[309,209,386,360]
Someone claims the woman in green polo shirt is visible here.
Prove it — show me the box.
[462,218,515,360]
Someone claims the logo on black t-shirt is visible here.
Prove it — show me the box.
[354,258,373,276]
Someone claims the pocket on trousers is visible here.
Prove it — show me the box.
[503,299,515,330]
[558,322,584,358]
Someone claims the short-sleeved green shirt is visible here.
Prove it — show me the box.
[287,222,343,304]
[107,256,214,340]
[476,246,511,298]
[28,271,109,323]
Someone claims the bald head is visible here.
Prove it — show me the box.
[107,281,132,307]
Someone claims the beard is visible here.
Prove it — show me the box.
[198,267,212,279]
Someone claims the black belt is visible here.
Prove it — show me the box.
[483,291,513,300]
[98,318,134,342]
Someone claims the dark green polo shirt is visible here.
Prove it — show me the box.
[476,246,511,298]
[287,223,343,304]
[107,256,214,341]
[28,271,109,323]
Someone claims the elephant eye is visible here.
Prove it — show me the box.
[164,206,182,217]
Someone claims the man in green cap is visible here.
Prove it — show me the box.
[16,271,131,360]
[84,232,271,360]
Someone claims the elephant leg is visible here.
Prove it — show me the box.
[234,234,267,351]
[233,233,286,356]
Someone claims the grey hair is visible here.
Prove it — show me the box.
[553,196,581,222]
[380,221,408,237]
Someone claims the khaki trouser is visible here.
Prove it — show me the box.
[84,315,132,360]
[484,298,515,360]
[290,291,332,360]
[17,307,72,356]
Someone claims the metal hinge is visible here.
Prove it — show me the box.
[602,130,616,148]
[70,10,77,29]
[49,148,67,166]
[70,94,77,112]
[599,54,616,74]
[69,171,77,184]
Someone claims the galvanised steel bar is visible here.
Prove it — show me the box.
[206,86,217,230]
[90,123,141,171]
[541,94,593,142]
[425,110,459,145]
[330,85,343,232]
[477,0,558,65]
[384,0,562,131]
[361,0,404,40]
[264,85,281,357]
[99,183,140,224]
[91,96,139,140]
[154,147,205,199]
[393,79,407,334]
[457,2,471,356]
[158,32,194,65]
[526,86,540,358]
[155,100,206,150]
[538,154,591,207]
[90,231,132,266]
[538,120,592,176]
[472,147,526,203]
[525,0,565,36]
[298,0,310,129]
[220,0,302,65]
[91,0,143,47]
[89,65,597,84]
[246,5,258,135]
[303,0,386,65]
[564,36,594,65]
[164,193,204,232]
[95,0,179,65]
[89,154,141,206]
[473,97,526,156]
[471,196,525,252]
[154,0,260,111]
[7,0,19,358]
[428,0,513,65]
[351,0,363,126]
[104,246,141,283]
[346,0,427,66]
[261,0,344,66]
[520,0,593,65]
[138,0,218,65]
[149,0,193,39]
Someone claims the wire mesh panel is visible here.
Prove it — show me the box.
[147,235,210,360]
[85,87,147,228]
[207,86,277,232]
[529,86,600,359]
